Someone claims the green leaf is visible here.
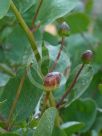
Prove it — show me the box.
[0,100,6,108]
[0,0,10,19]
[66,64,93,105]
[94,44,102,64]
[0,47,5,63]
[82,71,102,109]
[64,33,97,68]
[0,128,19,135]
[41,41,49,76]
[65,12,90,33]
[85,0,94,13]
[60,121,84,135]
[37,0,80,25]
[33,108,57,136]
[13,0,36,13]
[52,127,67,136]
[0,72,10,87]
[4,25,32,65]
[47,45,70,73]
[92,114,102,133]
[0,68,42,121]
[0,132,20,136]
[27,63,43,90]
[61,99,97,132]
[0,63,15,77]
[98,84,102,94]
[43,32,59,46]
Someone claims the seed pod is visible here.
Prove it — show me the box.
[44,72,61,91]
[58,22,70,37]
[82,50,93,64]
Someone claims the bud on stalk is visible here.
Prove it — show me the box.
[58,22,70,37]
[44,72,61,91]
[81,50,93,64]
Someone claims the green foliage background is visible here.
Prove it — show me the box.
[0,0,102,136]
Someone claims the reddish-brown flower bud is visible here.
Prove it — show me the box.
[44,72,61,91]
[82,50,93,64]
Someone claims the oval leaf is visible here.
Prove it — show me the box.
[37,0,80,25]
[60,121,84,135]
[34,108,57,136]
[61,99,97,132]
[66,64,94,105]
[0,0,10,19]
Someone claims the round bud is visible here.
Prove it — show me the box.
[58,22,70,37]
[81,50,93,64]
[44,72,61,91]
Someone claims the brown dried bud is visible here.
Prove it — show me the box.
[44,72,61,91]
[82,50,93,64]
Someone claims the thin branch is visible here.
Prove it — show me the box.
[32,0,43,29]
[10,0,41,62]
[49,37,65,72]
[6,70,27,129]
[56,64,85,109]
[31,23,41,32]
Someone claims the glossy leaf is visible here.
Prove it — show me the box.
[61,99,97,132]
[0,68,42,121]
[47,45,71,73]
[65,12,90,33]
[0,63,15,77]
[43,32,59,46]
[82,71,102,109]
[66,64,94,105]
[37,0,80,25]
[0,72,10,87]
[52,127,67,136]
[13,0,36,13]
[92,110,102,134]
[64,33,97,68]
[60,121,84,135]
[4,25,32,65]
[94,44,102,64]
[33,108,57,136]
[0,0,10,19]
[41,41,49,76]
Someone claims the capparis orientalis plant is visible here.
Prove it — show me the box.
[0,0,102,136]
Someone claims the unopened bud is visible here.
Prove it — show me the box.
[58,22,70,37]
[44,72,61,91]
[82,50,93,64]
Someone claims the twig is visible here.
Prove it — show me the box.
[49,37,65,72]
[6,69,27,129]
[56,64,85,109]
[31,23,41,32]
[32,0,43,29]
[10,0,41,62]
